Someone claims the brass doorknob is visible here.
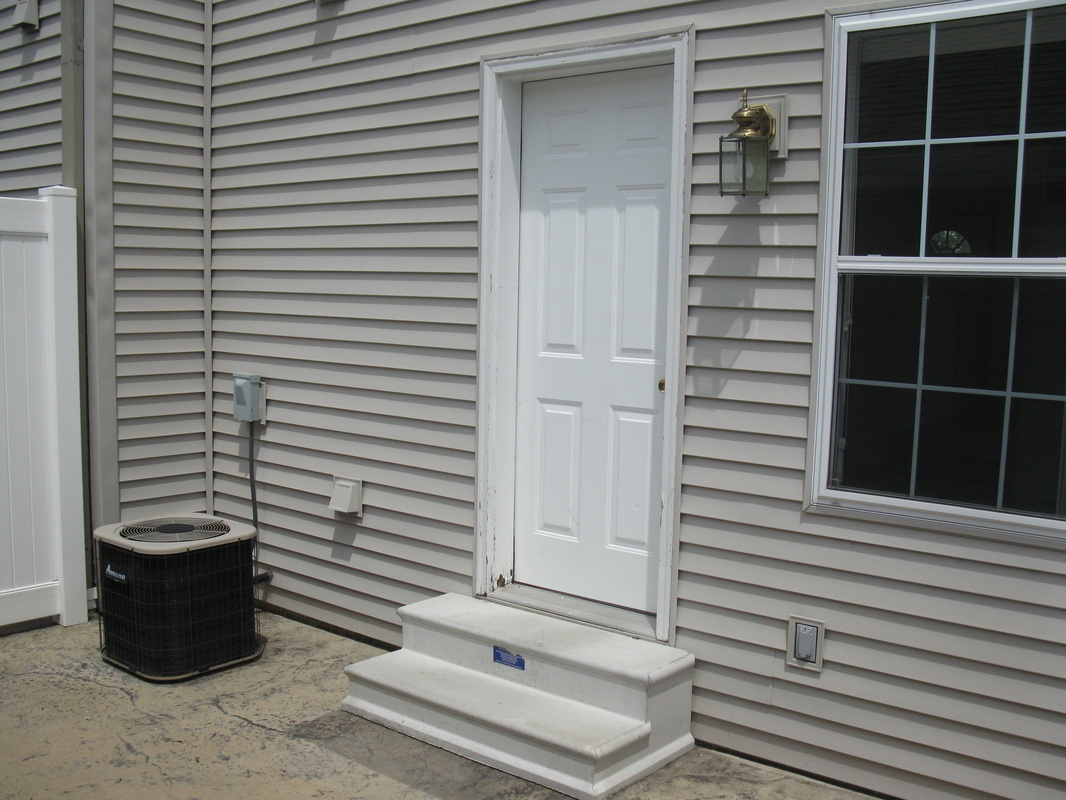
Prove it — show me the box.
[658,379,666,393]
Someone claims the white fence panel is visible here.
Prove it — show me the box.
[0,186,87,626]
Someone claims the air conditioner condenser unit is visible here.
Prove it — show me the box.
[94,514,265,681]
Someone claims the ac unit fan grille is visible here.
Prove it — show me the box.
[120,517,231,543]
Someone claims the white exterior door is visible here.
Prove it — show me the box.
[512,67,673,613]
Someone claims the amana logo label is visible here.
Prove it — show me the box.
[104,564,128,584]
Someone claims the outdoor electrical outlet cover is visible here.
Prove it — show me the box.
[786,615,825,672]
[233,373,264,423]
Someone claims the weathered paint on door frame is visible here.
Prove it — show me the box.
[476,30,693,641]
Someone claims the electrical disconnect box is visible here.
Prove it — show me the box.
[233,373,264,423]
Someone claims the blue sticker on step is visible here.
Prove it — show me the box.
[493,645,525,670]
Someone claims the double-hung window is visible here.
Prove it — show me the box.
[813,1,1066,539]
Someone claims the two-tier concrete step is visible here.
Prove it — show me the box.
[342,593,694,800]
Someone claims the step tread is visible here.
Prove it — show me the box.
[346,648,650,760]
[400,594,693,684]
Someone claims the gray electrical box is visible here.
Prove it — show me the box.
[233,373,262,422]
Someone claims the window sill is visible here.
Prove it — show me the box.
[805,487,1066,552]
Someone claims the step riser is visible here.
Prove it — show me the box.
[344,679,691,800]
[342,594,695,800]
[401,624,651,719]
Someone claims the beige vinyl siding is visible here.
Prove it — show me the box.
[81,1,1066,798]
[676,8,1066,800]
[0,0,63,195]
[111,0,208,517]
[205,0,800,644]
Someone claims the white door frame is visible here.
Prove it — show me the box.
[475,30,692,641]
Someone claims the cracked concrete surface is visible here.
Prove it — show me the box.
[0,612,876,800]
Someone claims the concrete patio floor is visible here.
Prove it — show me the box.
[0,610,879,800]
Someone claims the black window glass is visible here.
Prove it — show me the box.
[844,146,924,256]
[914,391,1004,507]
[842,274,923,384]
[923,276,1013,391]
[833,384,916,495]
[1004,398,1066,516]
[932,13,1026,139]
[1014,278,1066,396]
[845,25,930,143]
[1026,7,1066,134]
[1019,137,1066,258]
[926,141,1017,258]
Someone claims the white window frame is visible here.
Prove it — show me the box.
[808,0,1066,546]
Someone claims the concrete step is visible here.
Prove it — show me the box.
[342,593,694,800]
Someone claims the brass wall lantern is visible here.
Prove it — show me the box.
[719,90,777,196]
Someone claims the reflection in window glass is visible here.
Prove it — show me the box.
[1005,399,1066,516]
[1013,279,1066,396]
[932,13,1025,139]
[915,391,1004,507]
[1019,137,1066,257]
[833,384,916,496]
[842,275,922,384]
[845,25,929,143]
[832,277,1066,519]
[927,141,1017,257]
[1027,7,1066,134]
[923,277,1012,392]
[843,147,924,256]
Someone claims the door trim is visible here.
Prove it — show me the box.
[475,30,692,642]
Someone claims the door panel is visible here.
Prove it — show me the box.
[513,66,673,612]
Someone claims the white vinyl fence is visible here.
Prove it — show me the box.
[0,187,87,626]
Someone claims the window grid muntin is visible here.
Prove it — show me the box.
[839,8,1066,261]
[814,0,1066,540]
[835,273,1066,518]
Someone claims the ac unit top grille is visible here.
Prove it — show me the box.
[119,517,231,543]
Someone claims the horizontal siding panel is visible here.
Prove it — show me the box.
[211,354,475,404]
[118,452,206,483]
[211,271,476,299]
[213,426,475,502]
[257,584,402,647]
[682,458,802,502]
[213,145,477,190]
[687,338,812,376]
[211,248,477,272]
[118,434,209,462]
[257,402,473,453]
[682,485,1066,573]
[679,543,1066,646]
[676,598,1066,714]
[210,223,476,250]
[212,173,477,210]
[688,308,812,343]
[212,199,477,230]
[213,463,474,547]
[215,420,473,481]
[684,396,809,439]
[690,687,1058,800]
[686,368,810,407]
[690,245,817,280]
[211,379,474,428]
[684,427,806,470]
[119,472,206,504]
[684,521,1066,611]
[116,353,205,378]
[689,277,814,312]
[212,314,475,351]
[212,293,475,325]
[212,95,478,149]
